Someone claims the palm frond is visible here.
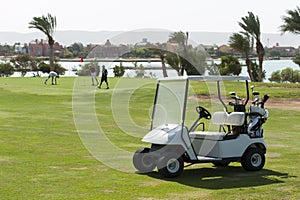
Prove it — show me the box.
[28,13,56,40]
[280,6,300,34]
[228,33,250,54]
[239,12,261,40]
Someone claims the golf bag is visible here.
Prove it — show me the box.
[247,94,269,138]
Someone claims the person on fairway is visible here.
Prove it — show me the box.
[90,65,99,86]
[98,65,109,89]
[44,71,59,85]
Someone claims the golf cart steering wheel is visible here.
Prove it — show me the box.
[196,106,211,120]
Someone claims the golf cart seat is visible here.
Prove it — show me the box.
[189,112,245,141]
[211,111,245,126]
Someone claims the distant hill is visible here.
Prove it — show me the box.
[1,30,300,47]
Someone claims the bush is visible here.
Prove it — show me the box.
[269,70,281,83]
[217,55,241,76]
[281,67,294,82]
[77,62,100,76]
[135,64,145,78]
[291,70,300,83]
[113,63,125,77]
[250,61,266,82]
[0,62,14,77]
[38,62,67,75]
[269,67,300,83]
[293,53,300,67]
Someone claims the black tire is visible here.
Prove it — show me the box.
[157,153,184,178]
[241,148,265,171]
[133,148,157,173]
[212,161,230,167]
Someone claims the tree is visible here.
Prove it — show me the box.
[279,6,300,34]
[165,49,206,76]
[132,62,145,78]
[81,44,95,58]
[293,53,300,67]
[165,52,181,75]
[169,31,189,75]
[281,67,294,82]
[268,50,281,58]
[229,33,254,81]
[10,54,37,76]
[217,55,242,76]
[29,13,57,71]
[113,62,125,77]
[67,43,84,57]
[147,44,168,77]
[126,45,168,77]
[157,49,168,77]
[269,70,281,83]
[291,70,300,83]
[0,63,14,77]
[268,67,299,83]
[249,61,266,82]
[0,44,14,56]
[239,12,265,82]
[38,61,66,75]
[38,62,50,73]
[280,6,300,68]
[61,48,74,58]
[166,31,207,76]
[184,49,207,75]
[77,61,99,76]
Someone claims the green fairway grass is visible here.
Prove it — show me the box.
[0,77,299,199]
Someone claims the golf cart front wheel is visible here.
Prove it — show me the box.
[133,148,157,173]
[157,153,184,178]
[241,148,265,171]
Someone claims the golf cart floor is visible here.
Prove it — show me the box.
[196,156,221,161]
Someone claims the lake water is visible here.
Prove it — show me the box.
[8,59,300,82]
[241,59,299,81]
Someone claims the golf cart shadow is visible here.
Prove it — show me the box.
[147,166,292,189]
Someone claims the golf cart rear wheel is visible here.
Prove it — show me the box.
[133,148,156,173]
[157,153,184,178]
[241,148,265,171]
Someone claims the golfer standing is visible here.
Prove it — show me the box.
[98,65,109,89]
[90,65,99,86]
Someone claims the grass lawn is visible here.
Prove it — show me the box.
[0,77,299,199]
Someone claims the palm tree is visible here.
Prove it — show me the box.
[229,33,254,81]
[148,43,168,77]
[280,6,300,34]
[157,50,168,77]
[280,7,300,68]
[239,12,264,82]
[165,52,182,76]
[29,13,57,71]
[169,31,189,75]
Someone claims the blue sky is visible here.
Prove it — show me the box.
[1,0,299,33]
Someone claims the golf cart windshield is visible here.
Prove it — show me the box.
[150,76,250,131]
[151,78,188,129]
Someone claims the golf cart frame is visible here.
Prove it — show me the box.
[133,76,268,178]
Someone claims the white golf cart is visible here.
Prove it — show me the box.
[133,76,269,178]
